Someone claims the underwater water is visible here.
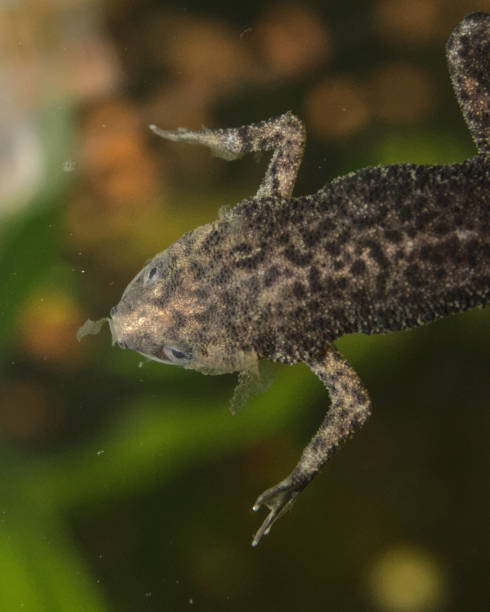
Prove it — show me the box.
[0,1,488,610]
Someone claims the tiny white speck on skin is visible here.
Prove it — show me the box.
[455,229,477,241]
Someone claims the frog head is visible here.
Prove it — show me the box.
[108,222,257,376]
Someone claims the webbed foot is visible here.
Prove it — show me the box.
[252,477,300,547]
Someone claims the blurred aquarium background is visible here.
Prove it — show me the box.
[0,0,489,610]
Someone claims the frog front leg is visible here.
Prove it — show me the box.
[252,346,371,547]
[150,112,306,198]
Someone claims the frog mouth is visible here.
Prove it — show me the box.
[138,351,172,365]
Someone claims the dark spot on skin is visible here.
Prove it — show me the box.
[363,239,390,269]
[221,291,235,307]
[153,293,170,308]
[385,165,400,180]
[293,281,306,299]
[236,251,266,269]
[311,437,327,453]
[324,241,341,256]
[415,166,431,189]
[384,229,403,243]
[290,207,305,225]
[433,266,445,280]
[338,229,350,244]
[354,215,374,230]
[415,210,437,230]
[349,411,366,429]
[405,263,424,287]
[309,299,322,314]
[377,205,388,220]
[433,221,449,235]
[354,389,366,404]
[317,218,332,235]
[172,311,186,329]
[309,266,323,293]
[237,126,251,150]
[189,261,205,281]
[168,268,183,287]
[214,266,232,285]
[301,228,321,247]
[264,265,281,287]
[231,243,253,255]
[399,205,412,222]
[350,260,366,276]
[438,236,461,263]
[244,276,260,297]
[466,240,480,268]
[194,305,217,323]
[191,288,209,300]
[284,245,312,266]
[420,245,444,266]
[202,229,222,249]
[375,273,386,296]
[256,332,276,355]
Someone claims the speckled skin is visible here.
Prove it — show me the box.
[109,13,489,546]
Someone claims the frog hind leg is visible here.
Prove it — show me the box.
[251,346,371,546]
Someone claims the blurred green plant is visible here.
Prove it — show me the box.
[0,104,72,362]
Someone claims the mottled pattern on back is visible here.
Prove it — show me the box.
[232,159,488,362]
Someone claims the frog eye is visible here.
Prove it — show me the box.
[164,346,191,363]
[145,265,160,285]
